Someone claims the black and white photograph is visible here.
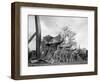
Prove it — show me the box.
[28,15,88,66]
[11,2,97,79]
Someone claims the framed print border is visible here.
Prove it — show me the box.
[11,2,98,80]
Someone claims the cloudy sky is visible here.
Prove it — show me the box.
[28,15,88,50]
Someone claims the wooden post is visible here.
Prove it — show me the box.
[35,15,41,59]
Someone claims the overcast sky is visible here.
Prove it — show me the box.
[28,15,88,50]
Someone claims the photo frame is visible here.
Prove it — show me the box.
[11,2,98,80]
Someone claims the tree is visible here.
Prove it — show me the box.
[43,35,53,44]
[60,26,77,48]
